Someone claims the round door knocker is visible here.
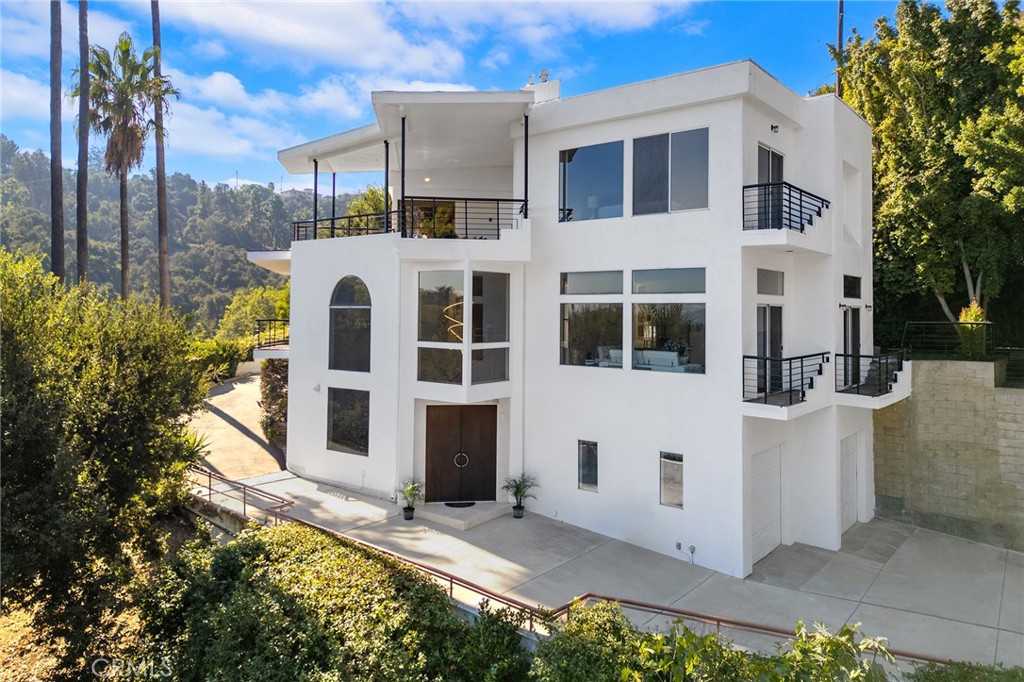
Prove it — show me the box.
[453,452,470,468]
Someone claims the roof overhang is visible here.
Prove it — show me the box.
[279,90,533,175]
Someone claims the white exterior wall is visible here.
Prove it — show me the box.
[273,61,884,580]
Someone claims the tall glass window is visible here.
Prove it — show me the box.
[561,304,623,368]
[559,141,624,222]
[419,271,464,343]
[578,440,598,491]
[327,388,369,456]
[330,276,371,372]
[472,272,509,343]
[632,303,706,373]
[632,128,709,215]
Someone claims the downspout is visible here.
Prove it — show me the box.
[384,139,390,231]
[523,113,529,219]
[401,115,407,237]
[312,158,318,239]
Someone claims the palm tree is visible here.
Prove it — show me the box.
[50,0,65,281]
[73,32,178,299]
[151,0,170,307]
[76,0,89,283]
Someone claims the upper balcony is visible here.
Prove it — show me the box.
[292,196,526,242]
[253,318,289,360]
[741,351,831,420]
[740,181,832,254]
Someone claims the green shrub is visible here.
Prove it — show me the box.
[260,358,289,443]
[906,661,1024,682]
[191,337,245,382]
[958,299,988,360]
[627,625,762,681]
[530,601,641,682]
[766,621,893,681]
[457,600,532,682]
[143,523,470,682]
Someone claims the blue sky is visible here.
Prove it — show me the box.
[1,1,897,194]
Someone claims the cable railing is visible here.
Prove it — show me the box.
[184,468,951,666]
[901,321,995,360]
[254,318,289,349]
[742,182,830,232]
[291,197,526,241]
[834,352,904,397]
[742,352,830,406]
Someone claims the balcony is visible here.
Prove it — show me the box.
[834,351,911,409]
[742,182,830,233]
[742,352,830,419]
[253,318,289,360]
[292,197,526,242]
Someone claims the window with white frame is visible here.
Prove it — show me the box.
[329,276,371,372]
[659,452,683,508]
[578,440,598,491]
[631,268,706,373]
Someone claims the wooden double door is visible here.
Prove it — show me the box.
[425,405,497,503]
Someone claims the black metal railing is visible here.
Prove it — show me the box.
[742,352,830,406]
[835,352,904,397]
[255,318,289,349]
[292,197,525,241]
[997,346,1024,388]
[901,321,995,360]
[742,182,830,232]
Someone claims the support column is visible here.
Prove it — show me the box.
[523,114,529,219]
[331,172,336,217]
[384,140,390,232]
[401,116,407,237]
[312,158,319,239]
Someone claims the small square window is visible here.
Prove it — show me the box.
[844,275,862,299]
[578,440,598,491]
[757,269,784,296]
[660,452,683,508]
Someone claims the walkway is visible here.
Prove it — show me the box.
[229,470,1021,668]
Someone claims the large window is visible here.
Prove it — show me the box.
[330,276,371,372]
[632,303,706,373]
[633,128,709,215]
[560,304,623,367]
[419,271,464,342]
[327,388,369,456]
[471,271,510,384]
[660,452,684,508]
[578,440,598,491]
[559,141,623,222]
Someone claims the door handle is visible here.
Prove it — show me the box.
[453,452,469,468]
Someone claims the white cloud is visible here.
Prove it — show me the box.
[481,48,511,70]
[158,2,464,78]
[192,39,228,61]
[296,74,474,118]
[0,69,75,123]
[165,101,304,159]
[0,1,133,63]
[165,67,289,116]
[679,19,710,36]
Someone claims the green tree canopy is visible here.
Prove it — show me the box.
[836,0,1024,321]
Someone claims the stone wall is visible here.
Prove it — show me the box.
[874,360,1024,549]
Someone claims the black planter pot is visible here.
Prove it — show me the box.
[403,506,415,520]
[512,505,524,519]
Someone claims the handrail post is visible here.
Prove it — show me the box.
[243,487,247,518]
[208,470,212,502]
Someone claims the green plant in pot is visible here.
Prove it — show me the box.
[501,473,539,519]
[398,479,424,520]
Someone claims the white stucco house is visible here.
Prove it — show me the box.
[249,61,910,578]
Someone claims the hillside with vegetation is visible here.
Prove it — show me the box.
[0,133,352,333]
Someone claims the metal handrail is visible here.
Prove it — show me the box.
[742,181,830,232]
[185,473,951,665]
[742,352,830,406]
[834,352,904,397]
[189,464,294,520]
[254,318,289,349]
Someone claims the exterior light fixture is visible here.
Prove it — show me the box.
[424,177,431,183]
[770,124,780,133]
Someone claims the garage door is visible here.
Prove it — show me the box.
[840,433,858,532]
[751,446,782,563]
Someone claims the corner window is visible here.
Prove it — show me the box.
[578,440,598,491]
[330,276,371,372]
[632,304,705,373]
[633,128,709,215]
[559,141,624,222]
[419,271,464,343]
[660,452,683,508]
[560,303,623,368]
[844,275,861,299]
[327,388,369,456]
[757,269,784,296]
[418,348,462,384]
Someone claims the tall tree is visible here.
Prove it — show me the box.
[50,0,64,281]
[73,32,178,299]
[152,0,170,307]
[835,0,1024,321]
[76,0,89,283]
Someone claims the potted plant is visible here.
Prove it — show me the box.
[501,473,539,519]
[398,479,424,520]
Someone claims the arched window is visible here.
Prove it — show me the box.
[330,276,371,371]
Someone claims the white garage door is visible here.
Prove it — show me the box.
[751,446,782,563]
[840,433,859,532]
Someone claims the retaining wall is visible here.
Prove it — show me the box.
[874,360,1024,549]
